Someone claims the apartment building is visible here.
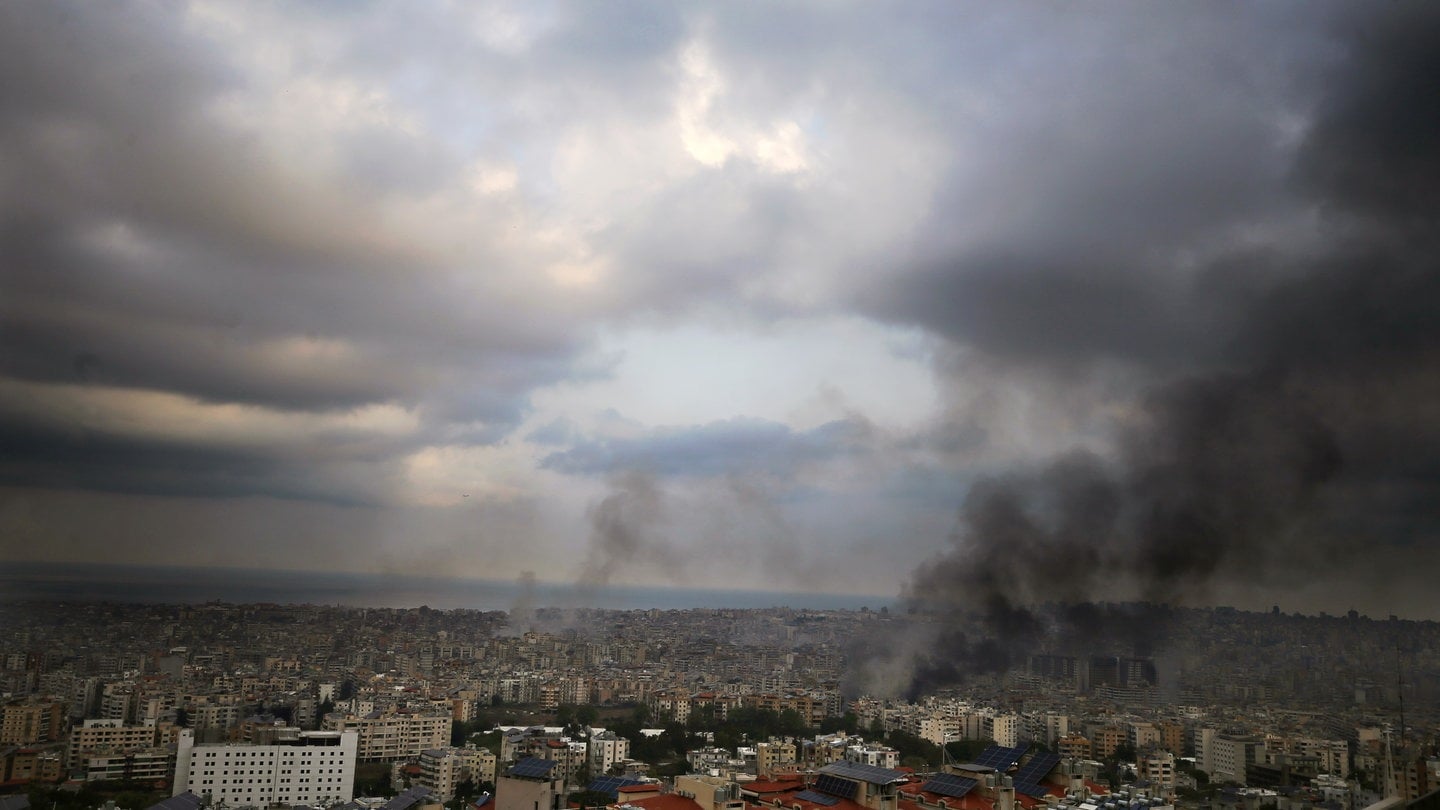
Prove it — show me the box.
[415,747,496,801]
[323,711,451,762]
[173,727,358,806]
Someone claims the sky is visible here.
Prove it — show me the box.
[1,2,1438,618]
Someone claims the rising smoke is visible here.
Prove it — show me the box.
[849,5,1440,699]
[578,470,679,590]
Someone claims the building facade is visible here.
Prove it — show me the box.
[173,727,358,807]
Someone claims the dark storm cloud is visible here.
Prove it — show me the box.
[540,416,871,478]
[853,6,1326,372]
[0,1,597,507]
[1296,6,1440,222]
[4,0,1439,614]
[854,3,1440,696]
[0,418,377,506]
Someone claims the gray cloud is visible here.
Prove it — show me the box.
[540,416,871,478]
[1,0,1438,617]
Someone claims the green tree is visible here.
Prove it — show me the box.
[556,704,577,727]
[819,712,857,734]
[886,730,941,769]
[777,708,808,737]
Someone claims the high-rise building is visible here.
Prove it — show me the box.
[173,727,358,806]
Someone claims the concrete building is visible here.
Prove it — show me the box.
[756,740,797,777]
[1292,738,1349,777]
[1205,734,1262,785]
[1058,734,1091,759]
[988,715,1020,748]
[844,743,899,770]
[173,727,358,807]
[324,711,451,762]
[5,747,65,782]
[1130,723,1160,751]
[495,757,563,810]
[415,747,496,801]
[674,774,746,810]
[0,699,67,745]
[69,720,161,765]
[911,716,960,747]
[1139,750,1177,791]
[589,731,630,775]
[84,748,174,783]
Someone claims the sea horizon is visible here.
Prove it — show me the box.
[0,561,893,613]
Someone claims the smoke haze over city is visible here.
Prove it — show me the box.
[2,2,1439,620]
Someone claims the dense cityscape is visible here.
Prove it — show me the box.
[5,5,1440,810]
[1,599,1436,810]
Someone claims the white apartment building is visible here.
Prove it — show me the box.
[324,711,451,762]
[589,731,630,774]
[844,743,899,769]
[1204,734,1262,785]
[987,715,1020,748]
[173,727,358,807]
[912,716,960,747]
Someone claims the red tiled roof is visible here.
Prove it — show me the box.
[614,795,704,810]
[744,781,806,794]
[899,794,994,810]
[618,786,659,794]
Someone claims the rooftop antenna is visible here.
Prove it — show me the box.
[1383,726,1396,799]
[1396,643,1406,748]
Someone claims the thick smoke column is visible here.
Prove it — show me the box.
[856,6,1440,699]
[578,471,678,588]
[499,570,539,637]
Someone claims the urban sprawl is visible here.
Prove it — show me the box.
[1,601,1437,810]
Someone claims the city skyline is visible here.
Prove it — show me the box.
[2,3,1439,619]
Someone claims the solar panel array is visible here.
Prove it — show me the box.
[795,790,840,806]
[1013,752,1060,786]
[148,794,205,810]
[972,744,1029,771]
[820,760,909,785]
[588,776,644,798]
[1015,783,1051,799]
[922,774,978,799]
[814,774,859,799]
[383,786,434,810]
[507,758,557,779]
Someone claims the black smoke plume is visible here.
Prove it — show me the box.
[855,5,1440,699]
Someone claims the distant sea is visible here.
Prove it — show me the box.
[0,562,890,612]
